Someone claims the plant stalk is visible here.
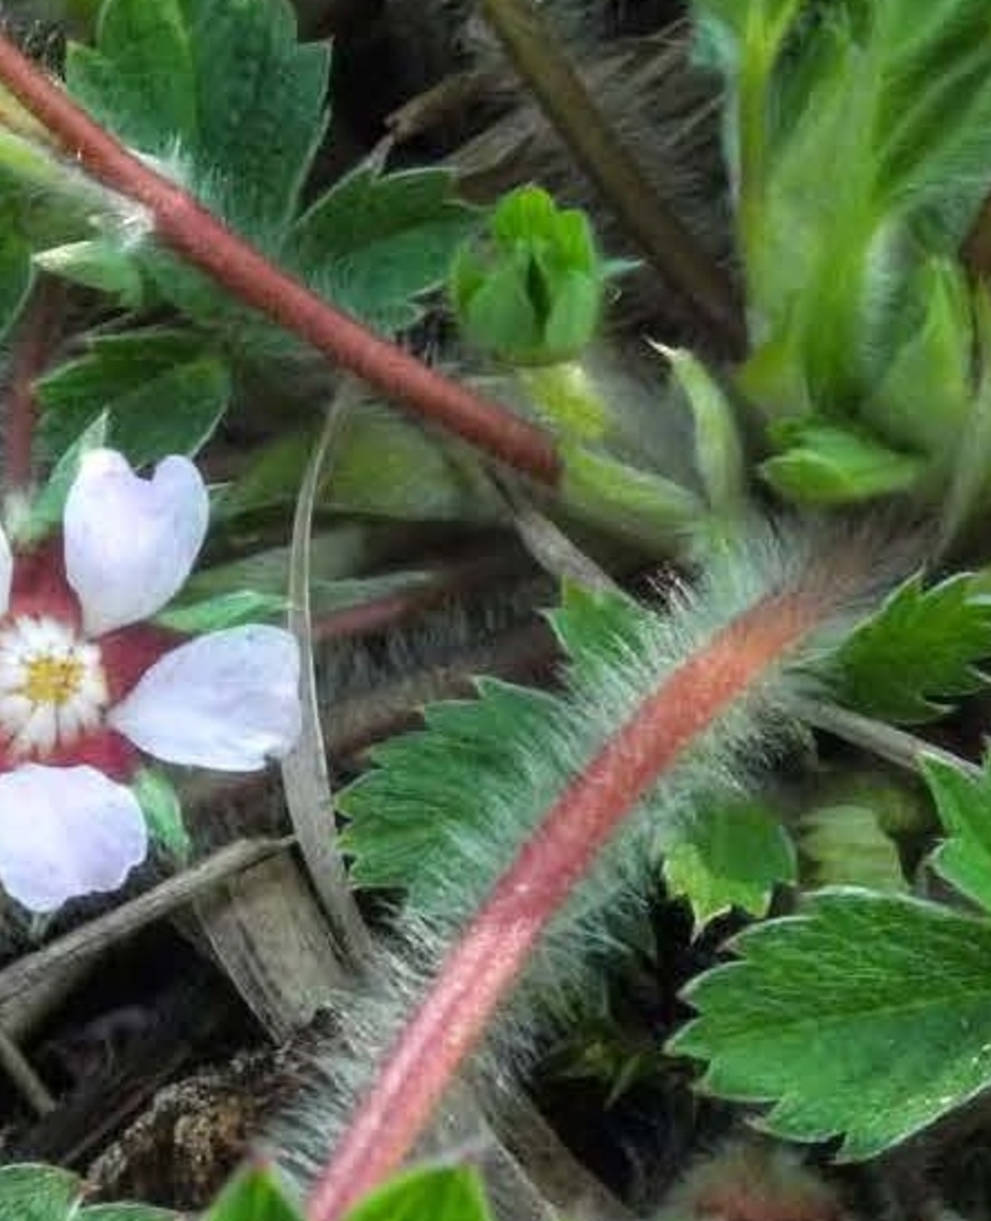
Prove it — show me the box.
[307,582,829,1220]
[0,33,561,486]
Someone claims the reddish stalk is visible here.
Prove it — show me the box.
[4,276,63,492]
[307,582,830,1220]
[0,34,560,486]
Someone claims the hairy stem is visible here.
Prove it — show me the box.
[307,581,829,1220]
[3,276,63,493]
[0,33,560,485]
[480,0,745,352]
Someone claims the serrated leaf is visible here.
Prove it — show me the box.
[343,1165,493,1221]
[664,797,796,931]
[289,167,479,332]
[37,329,230,466]
[0,1165,81,1221]
[183,0,329,238]
[827,572,991,722]
[67,0,329,240]
[132,766,190,866]
[924,755,991,914]
[66,0,196,154]
[203,1163,304,1221]
[669,889,991,1159]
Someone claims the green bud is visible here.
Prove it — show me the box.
[449,185,605,366]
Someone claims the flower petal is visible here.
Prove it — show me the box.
[109,625,301,771]
[64,449,209,635]
[0,524,10,617]
[0,764,147,912]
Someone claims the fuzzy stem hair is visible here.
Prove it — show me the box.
[307,580,834,1220]
[0,32,560,485]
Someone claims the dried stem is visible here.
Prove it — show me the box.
[4,276,63,493]
[307,583,829,1220]
[792,697,982,780]
[0,32,560,485]
[0,1024,54,1115]
[480,0,745,352]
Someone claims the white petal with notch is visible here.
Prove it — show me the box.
[64,449,209,635]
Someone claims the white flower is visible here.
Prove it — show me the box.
[0,449,301,913]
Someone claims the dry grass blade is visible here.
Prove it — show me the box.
[281,386,372,966]
[193,853,351,1041]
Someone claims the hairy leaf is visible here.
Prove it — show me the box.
[669,889,991,1159]
[67,0,329,240]
[664,797,795,931]
[289,167,479,332]
[0,1164,175,1221]
[0,1165,79,1221]
[924,755,991,914]
[827,572,991,722]
[37,329,230,465]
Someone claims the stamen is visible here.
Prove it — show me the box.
[22,655,84,705]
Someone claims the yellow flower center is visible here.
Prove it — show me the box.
[22,655,85,706]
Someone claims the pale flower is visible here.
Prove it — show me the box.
[0,449,301,913]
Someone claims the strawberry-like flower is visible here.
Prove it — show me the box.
[0,449,301,913]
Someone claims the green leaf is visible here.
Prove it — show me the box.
[560,441,702,555]
[924,755,991,914]
[66,0,197,154]
[155,589,286,632]
[37,329,230,465]
[67,0,329,240]
[799,803,907,892]
[21,410,110,543]
[653,342,744,514]
[669,889,991,1159]
[289,167,479,333]
[343,1165,493,1221]
[827,572,991,722]
[759,422,923,505]
[202,1163,304,1221]
[0,1164,81,1221]
[34,238,144,308]
[183,0,329,238]
[0,228,33,339]
[664,797,796,932]
[132,766,190,866]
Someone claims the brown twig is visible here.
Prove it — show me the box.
[0,1023,54,1115]
[4,275,63,492]
[479,0,745,353]
[0,32,561,486]
[307,582,832,1219]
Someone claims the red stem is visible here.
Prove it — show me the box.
[306,583,829,1220]
[0,34,560,486]
[4,276,63,492]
